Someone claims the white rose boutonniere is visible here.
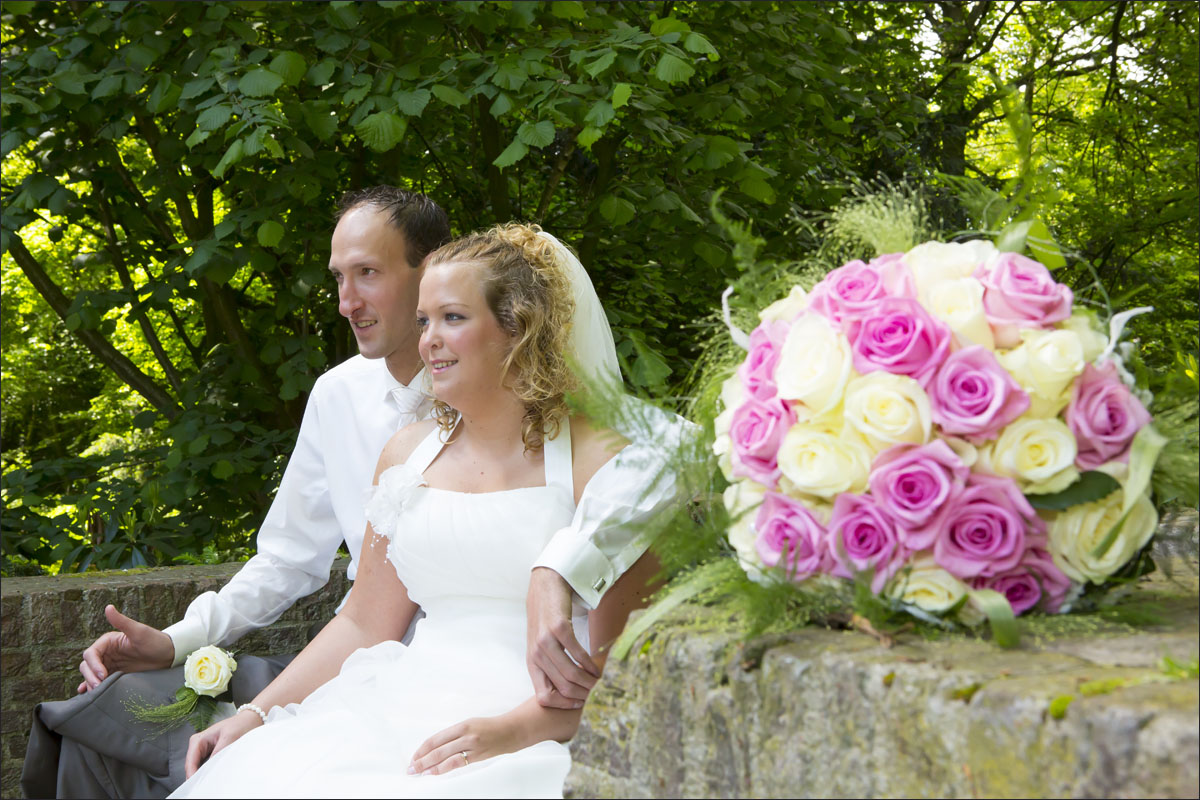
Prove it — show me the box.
[127,646,237,732]
[185,645,238,697]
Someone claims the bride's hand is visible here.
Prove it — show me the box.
[184,709,263,779]
[408,716,520,776]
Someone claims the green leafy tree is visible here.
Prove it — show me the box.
[2,1,909,572]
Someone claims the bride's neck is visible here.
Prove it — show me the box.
[453,390,530,456]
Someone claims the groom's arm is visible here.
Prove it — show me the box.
[81,377,348,687]
[526,407,697,707]
[162,379,347,662]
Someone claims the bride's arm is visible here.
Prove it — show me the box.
[184,424,430,777]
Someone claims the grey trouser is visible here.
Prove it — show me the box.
[20,655,293,799]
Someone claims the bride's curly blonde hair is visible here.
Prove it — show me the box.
[424,223,579,452]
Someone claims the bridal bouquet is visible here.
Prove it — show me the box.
[712,239,1168,633]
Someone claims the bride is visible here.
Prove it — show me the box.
[170,224,659,798]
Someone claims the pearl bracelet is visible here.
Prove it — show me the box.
[237,703,269,725]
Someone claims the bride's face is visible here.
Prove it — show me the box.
[416,260,514,405]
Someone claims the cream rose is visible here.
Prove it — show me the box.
[843,372,931,451]
[775,314,855,417]
[183,646,237,698]
[987,416,1079,494]
[903,240,999,299]
[712,374,746,480]
[943,436,979,468]
[777,421,872,499]
[759,284,810,323]
[724,480,767,577]
[1047,490,1158,584]
[998,328,1085,417]
[886,554,968,613]
[923,276,995,350]
[1059,311,1108,363]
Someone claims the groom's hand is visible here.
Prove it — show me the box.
[77,605,174,692]
[526,568,600,709]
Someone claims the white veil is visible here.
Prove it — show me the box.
[537,231,622,387]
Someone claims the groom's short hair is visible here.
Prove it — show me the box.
[336,186,451,270]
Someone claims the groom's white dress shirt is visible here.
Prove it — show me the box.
[164,355,683,662]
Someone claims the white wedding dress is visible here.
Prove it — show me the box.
[171,424,585,799]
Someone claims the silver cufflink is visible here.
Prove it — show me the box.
[592,578,606,592]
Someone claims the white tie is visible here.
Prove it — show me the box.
[389,385,429,425]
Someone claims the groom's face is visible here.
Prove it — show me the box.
[329,205,424,374]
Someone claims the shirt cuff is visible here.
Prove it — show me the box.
[532,527,616,610]
[162,618,209,667]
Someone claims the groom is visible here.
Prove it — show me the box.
[23,187,680,798]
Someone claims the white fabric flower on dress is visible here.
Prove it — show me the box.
[364,463,427,543]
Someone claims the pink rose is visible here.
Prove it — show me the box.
[975,253,1073,348]
[845,297,952,386]
[929,346,1030,442]
[828,493,907,593]
[754,492,830,581]
[738,320,789,402]
[868,441,969,550]
[935,472,1043,579]
[971,543,1071,615]
[1065,361,1151,470]
[807,255,916,326]
[729,396,796,488]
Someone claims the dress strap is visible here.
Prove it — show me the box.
[407,425,450,475]
[543,419,574,496]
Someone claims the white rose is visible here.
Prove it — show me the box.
[998,328,1085,417]
[886,554,968,613]
[1047,490,1158,583]
[903,240,999,299]
[712,374,746,480]
[759,284,809,323]
[843,372,932,451]
[775,314,855,418]
[923,276,995,350]
[777,420,872,499]
[1093,459,1129,482]
[988,416,1079,494]
[183,645,237,698]
[1059,310,1108,363]
[943,436,979,468]
[724,480,767,579]
[956,598,988,627]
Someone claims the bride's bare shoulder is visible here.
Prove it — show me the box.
[568,415,629,500]
[375,418,439,479]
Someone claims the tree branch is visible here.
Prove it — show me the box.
[100,138,179,245]
[410,119,482,229]
[534,141,575,223]
[1101,0,1127,107]
[474,93,513,221]
[93,188,187,398]
[9,236,181,419]
[578,134,625,268]
[962,2,1020,65]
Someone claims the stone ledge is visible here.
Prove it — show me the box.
[568,553,1200,798]
[0,558,350,798]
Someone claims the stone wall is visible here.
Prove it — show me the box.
[567,516,1200,798]
[3,513,1197,799]
[0,559,350,798]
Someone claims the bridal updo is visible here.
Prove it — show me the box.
[424,223,579,452]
